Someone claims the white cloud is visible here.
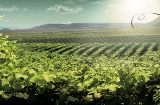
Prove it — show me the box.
[62,21,72,24]
[3,19,16,22]
[0,6,19,12]
[108,4,117,7]
[90,0,112,4]
[90,1,104,4]
[66,0,86,4]
[0,15,4,20]
[104,10,110,14]
[47,5,83,14]
[22,8,29,11]
[0,5,29,12]
[77,0,86,2]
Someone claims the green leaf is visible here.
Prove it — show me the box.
[28,69,36,74]
[83,81,91,87]
[8,63,13,68]
[38,79,47,85]
[47,84,55,89]
[29,76,37,83]
[4,84,11,92]
[104,84,118,92]
[16,93,29,99]
[14,83,22,91]
[42,72,50,82]
[2,94,12,99]
[15,73,23,79]
[94,92,102,98]
[83,79,93,87]
[35,88,41,94]
[0,91,4,95]
[67,96,79,102]
[96,87,103,93]
[118,69,125,77]
[54,77,61,82]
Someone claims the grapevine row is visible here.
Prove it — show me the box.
[18,43,160,57]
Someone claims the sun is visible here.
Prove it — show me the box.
[121,0,160,23]
[123,0,150,14]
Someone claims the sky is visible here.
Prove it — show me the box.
[0,0,160,29]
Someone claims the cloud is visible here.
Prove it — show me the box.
[108,4,117,7]
[65,0,86,4]
[104,10,110,14]
[22,8,29,11]
[0,5,29,12]
[3,19,16,22]
[90,1,103,4]
[90,0,112,4]
[62,21,72,24]
[89,0,111,1]
[0,15,4,20]
[77,0,86,2]
[47,5,83,14]
[0,6,19,12]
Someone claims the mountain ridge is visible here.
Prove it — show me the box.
[1,21,159,32]
[30,23,144,30]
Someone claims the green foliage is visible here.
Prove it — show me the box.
[0,33,17,67]
[0,37,160,104]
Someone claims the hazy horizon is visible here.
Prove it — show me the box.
[0,22,146,30]
[0,0,160,29]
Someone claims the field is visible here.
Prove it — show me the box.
[0,27,160,104]
[2,27,160,43]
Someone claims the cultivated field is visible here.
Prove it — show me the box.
[0,27,160,104]
[1,27,160,43]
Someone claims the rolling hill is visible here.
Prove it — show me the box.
[31,23,142,30]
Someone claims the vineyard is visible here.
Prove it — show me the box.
[8,35,160,43]
[2,28,160,43]
[0,29,160,105]
[19,42,159,57]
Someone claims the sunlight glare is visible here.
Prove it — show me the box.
[122,0,160,23]
[124,0,147,14]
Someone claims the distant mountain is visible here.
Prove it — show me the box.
[147,16,160,27]
[31,23,142,30]
[1,28,11,31]
[0,23,146,33]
